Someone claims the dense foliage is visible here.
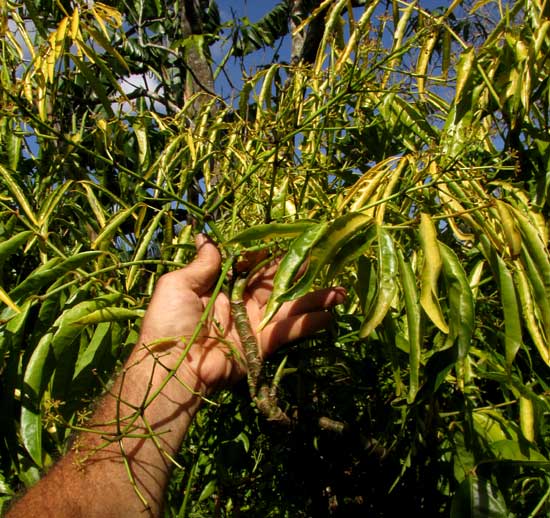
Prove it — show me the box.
[1,0,550,515]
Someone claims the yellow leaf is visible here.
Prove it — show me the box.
[81,183,106,228]
[91,5,109,38]
[416,29,438,99]
[71,7,80,39]
[419,213,449,333]
[187,127,196,162]
[6,31,24,60]
[45,33,57,83]
[37,83,47,121]
[0,286,21,313]
[56,16,69,47]
[94,2,123,28]
[515,39,529,62]
[455,47,475,103]
[0,165,39,227]
[534,20,550,57]
[23,74,34,104]
[519,396,535,442]
[470,0,493,13]
[495,200,521,259]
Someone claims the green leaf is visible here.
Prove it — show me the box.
[511,208,550,295]
[234,431,250,453]
[6,122,22,171]
[360,225,398,338]
[198,479,217,502]
[490,439,548,463]
[133,117,151,170]
[0,230,33,263]
[473,411,519,444]
[0,299,33,356]
[71,55,115,118]
[21,332,55,467]
[450,477,509,518]
[9,251,102,302]
[398,250,422,403]
[49,296,124,402]
[439,243,475,364]
[355,255,377,312]
[126,207,167,291]
[260,221,329,327]
[84,26,130,72]
[326,225,377,281]
[497,258,522,367]
[225,221,316,245]
[91,205,140,250]
[454,47,476,107]
[76,39,130,102]
[37,180,74,228]
[514,263,550,365]
[0,165,39,228]
[232,2,290,57]
[71,307,145,326]
[278,212,374,304]
[21,292,123,466]
[381,94,436,149]
[73,321,111,380]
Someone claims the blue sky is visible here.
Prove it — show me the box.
[213,1,290,99]
[217,1,281,24]
[212,1,453,99]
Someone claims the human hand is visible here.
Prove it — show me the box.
[4,235,346,518]
[137,234,346,393]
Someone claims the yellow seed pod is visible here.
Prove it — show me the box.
[519,395,535,443]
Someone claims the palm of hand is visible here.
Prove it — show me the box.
[138,238,345,393]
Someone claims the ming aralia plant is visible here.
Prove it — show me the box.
[1,0,550,515]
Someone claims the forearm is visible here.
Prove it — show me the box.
[8,343,206,518]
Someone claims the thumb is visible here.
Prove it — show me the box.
[178,234,222,295]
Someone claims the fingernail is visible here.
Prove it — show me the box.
[334,287,347,304]
[195,233,207,248]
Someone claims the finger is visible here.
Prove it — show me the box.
[248,258,309,306]
[235,249,270,274]
[245,259,280,304]
[259,311,334,356]
[247,257,279,287]
[270,287,346,321]
[176,234,222,295]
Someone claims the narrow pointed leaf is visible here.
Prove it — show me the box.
[21,332,54,467]
[360,226,398,338]
[497,258,522,367]
[0,230,33,263]
[0,165,39,227]
[419,213,449,333]
[260,222,329,328]
[9,252,102,301]
[439,243,474,362]
[398,250,422,403]
[278,212,374,304]
[91,205,140,249]
[225,221,316,245]
[450,477,509,518]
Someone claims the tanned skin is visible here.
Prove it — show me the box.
[7,235,345,518]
